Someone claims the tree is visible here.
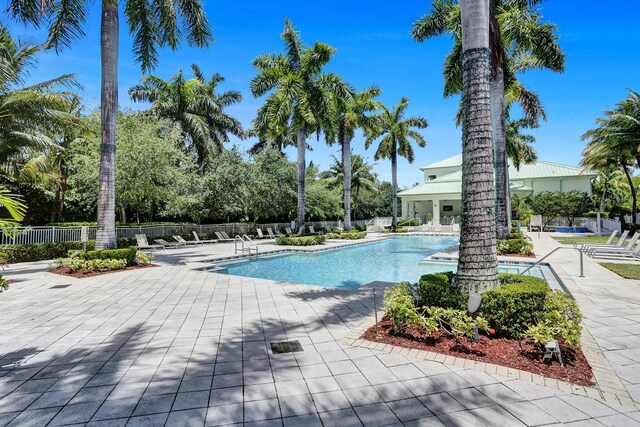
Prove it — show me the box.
[506,118,538,170]
[0,25,79,168]
[582,90,640,224]
[325,87,380,230]
[365,98,427,227]
[130,65,244,173]
[250,18,349,231]
[412,0,564,238]
[456,0,499,293]
[0,187,26,234]
[320,154,379,220]
[529,191,592,227]
[9,0,213,249]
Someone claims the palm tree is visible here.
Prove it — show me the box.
[454,0,499,293]
[9,0,212,249]
[365,98,427,228]
[250,19,350,231]
[0,25,79,168]
[325,87,381,230]
[412,0,564,239]
[506,117,538,170]
[320,154,379,220]
[130,65,244,173]
[0,188,26,235]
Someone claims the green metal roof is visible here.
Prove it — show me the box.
[399,180,533,197]
[420,154,462,170]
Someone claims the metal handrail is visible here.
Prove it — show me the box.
[234,234,259,258]
[521,247,584,278]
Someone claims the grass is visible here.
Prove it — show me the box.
[552,235,612,245]
[600,263,640,280]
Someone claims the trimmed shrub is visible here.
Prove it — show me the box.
[479,275,549,338]
[385,226,408,233]
[526,290,582,347]
[51,258,128,272]
[354,224,367,232]
[275,235,326,246]
[1,241,96,263]
[326,231,366,240]
[83,248,137,266]
[415,273,467,310]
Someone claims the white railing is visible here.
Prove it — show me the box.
[0,219,372,245]
[603,218,622,232]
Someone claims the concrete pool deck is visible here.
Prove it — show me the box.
[0,232,639,426]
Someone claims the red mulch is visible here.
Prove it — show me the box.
[50,263,158,278]
[363,318,594,386]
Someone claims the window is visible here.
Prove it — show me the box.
[443,205,453,212]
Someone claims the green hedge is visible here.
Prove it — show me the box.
[2,237,140,263]
[415,272,467,310]
[479,275,549,338]
[70,247,137,267]
[326,231,366,240]
[354,224,367,232]
[275,235,326,246]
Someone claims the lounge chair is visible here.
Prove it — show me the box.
[192,231,217,244]
[174,235,202,246]
[308,226,322,235]
[154,238,184,249]
[581,230,629,251]
[267,227,283,238]
[586,233,639,257]
[215,231,234,242]
[256,229,267,239]
[221,231,234,240]
[285,227,294,235]
[135,234,164,250]
[298,226,305,235]
[588,241,640,259]
[573,230,617,249]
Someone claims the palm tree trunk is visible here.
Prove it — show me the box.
[95,0,118,250]
[623,163,637,224]
[391,146,398,228]
[599,179,607,213]
[342,135,352,231]
[492,66,511,239]
[296,126,306,231]
[457,0,499,293]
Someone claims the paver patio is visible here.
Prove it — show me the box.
[1,233,639,426]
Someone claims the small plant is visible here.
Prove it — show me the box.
[383,283,423,333]
[425,307,489,340]
[0,275,8,293]
[526,291,582,347]
[135,250,154,265]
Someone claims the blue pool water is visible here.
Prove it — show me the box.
[217,235,552,290]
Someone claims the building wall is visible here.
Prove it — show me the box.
[510,176,593,196]
[422,166,459,182]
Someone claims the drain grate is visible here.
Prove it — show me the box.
[271,340,303,354]
[50,284,71,289]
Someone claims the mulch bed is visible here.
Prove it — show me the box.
[363,318,594,386]
[50,263,158,278]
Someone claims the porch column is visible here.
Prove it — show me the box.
[432,199,441,225]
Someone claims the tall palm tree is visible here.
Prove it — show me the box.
[582,92,640,223]
[9,0,212,249]
[455,0,499,293]
[365,98,427,228]
[506,117,538,170]
[325,87,381,230]
[0,188,26,234]
[0,25,79,168]
[130,65,244,173]
[412,0,564,239]
[250,19,350,231]
[320,154,379,220]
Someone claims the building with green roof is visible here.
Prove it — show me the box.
[398,155,597,225]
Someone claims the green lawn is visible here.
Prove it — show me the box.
[600,263,640,280]
[552,235,612,245]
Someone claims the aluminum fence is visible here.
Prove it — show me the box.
[0,219,371,245]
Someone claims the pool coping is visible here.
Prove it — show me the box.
[340,311,637,410]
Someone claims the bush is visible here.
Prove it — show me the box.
[398,219,421,227]
[385,226,408,233]
[71,248,138,266]
[354,224,367,232]
[275,235,326,246]
[479,275,549,338]
[51,258,127,272]
[526,291,582,347]
[1,241,96,263]
[326,231,366,240]
[415,273,467,310]
[425,307,489,340]
[0,275,8,293]
[384,283,422,333]
[497,238,534,255]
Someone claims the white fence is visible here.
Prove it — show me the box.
[0,219,371,245]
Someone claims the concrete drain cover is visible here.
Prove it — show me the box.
[271,340,303,354]
[50,284,71,289]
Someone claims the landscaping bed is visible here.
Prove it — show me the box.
[362,319,593,386]
[50,263,157,278]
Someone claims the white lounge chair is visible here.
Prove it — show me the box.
[573,230,617,249]
[267,227,283,238]
[174,235,201,246]
[215,231,233,242]
[221,231,234,240]
[308,226,322,235]
[582,230,629,251]
[154,238,184,249]
[586,233,639,257]
[135,234,164,250]
[285,227,294,235]
[192,231,217,244]
[588,241,640,259]
[256,229,267,239]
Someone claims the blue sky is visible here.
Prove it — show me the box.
[5,1,640,187]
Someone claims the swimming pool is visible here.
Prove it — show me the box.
[216,235,557,290]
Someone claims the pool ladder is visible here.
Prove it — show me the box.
[235,235,259,258]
